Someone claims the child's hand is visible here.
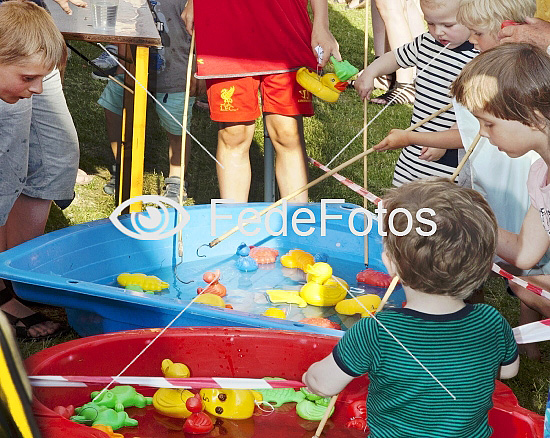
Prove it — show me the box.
[419,147,445,161]
[311,26,341,67]
[375,129,411,151]
[354,71,374,100]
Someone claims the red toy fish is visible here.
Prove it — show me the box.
[300,317,341,330]
[356,269,396,288]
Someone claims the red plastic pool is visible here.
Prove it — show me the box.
[25,328,544,437]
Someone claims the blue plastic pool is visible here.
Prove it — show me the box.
[0,202,404,336]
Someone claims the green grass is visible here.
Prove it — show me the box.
[19,4,550,417]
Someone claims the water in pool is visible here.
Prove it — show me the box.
[108,245,405,331]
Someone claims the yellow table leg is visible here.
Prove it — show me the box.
[129,45,149,212]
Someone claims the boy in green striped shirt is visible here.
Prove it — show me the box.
[303,179,519,437]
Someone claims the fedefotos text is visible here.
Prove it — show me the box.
[210,199,437,237]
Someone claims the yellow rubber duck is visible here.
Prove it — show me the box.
[296,68,348,103]
[200,388,262,420]
[280,249,314,272]
[153,388,195,418]
[117,272,169,292]
[161,359,190,378]
[299,262,348,307]
[335,294,381,317]
[153,359,194,418]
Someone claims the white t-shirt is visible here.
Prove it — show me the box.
[454,101,539,234]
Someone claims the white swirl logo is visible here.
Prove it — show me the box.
[109,195,190,240]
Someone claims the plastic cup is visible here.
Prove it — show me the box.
[91,0,119,31]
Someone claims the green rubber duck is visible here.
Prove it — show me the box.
[90,385,153,412]
[71,403,138,430]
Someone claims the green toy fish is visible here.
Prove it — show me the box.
[296,399,335,421]
[296,388,334,421]
[255,377,306,407]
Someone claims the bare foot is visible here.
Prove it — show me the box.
[76,168,93,185]
[1,296,60,338]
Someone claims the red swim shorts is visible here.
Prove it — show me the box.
[206,71,314,123]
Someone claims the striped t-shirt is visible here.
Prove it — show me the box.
[333,304,518,438]
[392,33,477,186]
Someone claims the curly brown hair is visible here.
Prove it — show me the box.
[382,178,497,299]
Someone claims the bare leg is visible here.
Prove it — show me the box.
[405,0,425,39]
[374,0,416,84]
[0,195,60,338]
[508,276,550,361]
[371,1,386,57]
[518,300,541,360]
[216,122,256,201]
[510,275,550,318]
[167,132,192,178]
[104,108,122,159]
[264,114,308,202]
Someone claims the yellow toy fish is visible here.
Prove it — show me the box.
[200,389,262,420]
[335,294,381,317]
[263,307,286,319]
[300,262,348,307]
[117,273,169,292]
[266,289,307,308]
[194,293,226,308]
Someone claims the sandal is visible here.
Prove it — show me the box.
[370,82,415,105]
[0,285,65,341]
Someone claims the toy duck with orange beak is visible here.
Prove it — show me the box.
[296,56,358,103]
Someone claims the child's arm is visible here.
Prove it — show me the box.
[498,356,519,379]
[310,0,341,67]
[374,127,462,152]
[497,206,550,270]
[354,52,400,100]
[302,353,355,398]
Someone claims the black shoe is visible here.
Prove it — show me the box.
[92,65,117,81]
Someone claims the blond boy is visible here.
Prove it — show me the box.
[355,0,475,186]
[0,0,67,339]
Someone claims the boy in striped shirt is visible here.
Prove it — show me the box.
[303,179,519,438]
